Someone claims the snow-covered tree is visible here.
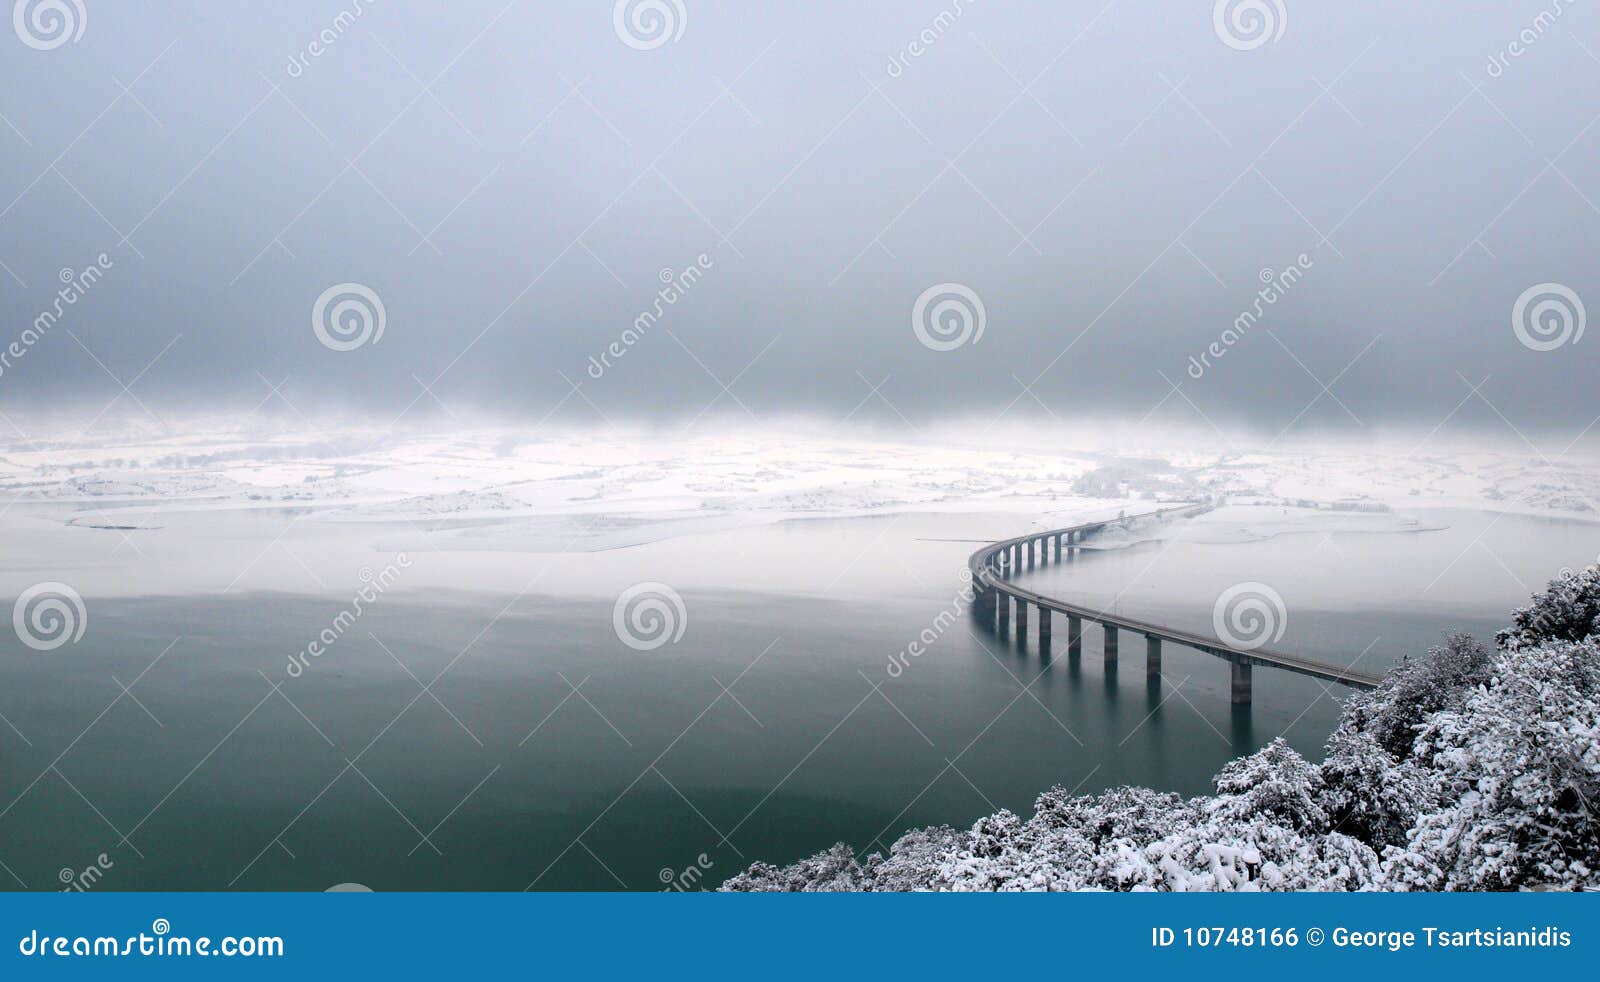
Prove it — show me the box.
[1391,637,1600,890]
[722,566,1600,892]
[721,843,867,891]
[1496,566,1600,650]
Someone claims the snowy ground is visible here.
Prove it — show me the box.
[3,417,1596,546]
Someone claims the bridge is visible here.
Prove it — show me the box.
[967,505,1385,704]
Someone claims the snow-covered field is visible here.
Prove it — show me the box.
[3,417,1596,544]
[1,415,1595,604]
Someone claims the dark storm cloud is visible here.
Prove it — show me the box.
[0,0,1596,436]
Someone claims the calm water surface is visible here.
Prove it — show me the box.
[1,505,1593,890]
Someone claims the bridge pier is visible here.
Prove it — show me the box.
[974,585,995,623]
[1231,661,1252,705]
[968,509,1380,711]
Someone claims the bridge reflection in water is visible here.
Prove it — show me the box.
[967,506,1383,727]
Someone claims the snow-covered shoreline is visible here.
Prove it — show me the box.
[724,569,1600,892]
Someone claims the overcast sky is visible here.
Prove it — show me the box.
[1,0,1596,438]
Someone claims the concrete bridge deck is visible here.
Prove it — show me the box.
[967,505,1385,703]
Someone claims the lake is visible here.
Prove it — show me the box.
[1,503,1594,890]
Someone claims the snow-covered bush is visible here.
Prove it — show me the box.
[1207,738,1326,833]
[1496,566,1600,651]
[1318,729,1431,848]
[723,566,1600,892]
[721,843,868,891]
[1390,637,1600,890]
[1337,632,1490,760]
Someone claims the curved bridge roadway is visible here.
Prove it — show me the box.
[968,505,1385,705]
